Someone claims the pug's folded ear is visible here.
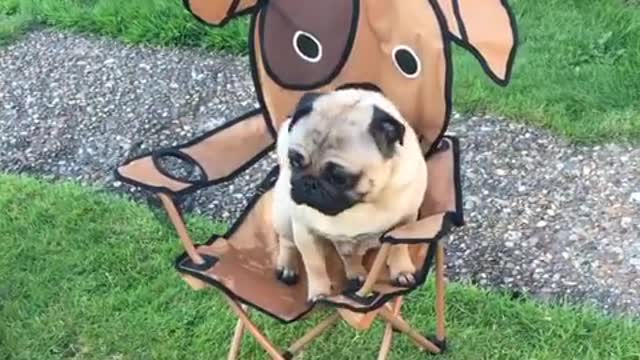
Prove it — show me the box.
[289,92,324,131]
[435,0,518,85]
[369,107,406,158]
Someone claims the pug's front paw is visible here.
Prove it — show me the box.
[388,245,417,287]
[276,242,299,286]
[389,262,417,287]
[391,271,416,287]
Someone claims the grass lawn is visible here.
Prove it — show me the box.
[1,0,639,144]
[1,173,640,359]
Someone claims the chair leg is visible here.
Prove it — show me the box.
[158,193,205,265]
[286,312,341,357]
[435,243,447,342]
[378,309,441,354]
[227,317,245,360]
[377,297,403,360]
[225,297,286,360]
[357,243,391,297]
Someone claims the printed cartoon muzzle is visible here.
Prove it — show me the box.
[184,0,517,155]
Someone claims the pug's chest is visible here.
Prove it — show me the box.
[310,228,383,255]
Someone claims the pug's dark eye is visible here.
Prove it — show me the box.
[293,31,322,63]
[329,172,347,187]
[392,45,421,78]
[288,150,307,170]
[324,163,354,187]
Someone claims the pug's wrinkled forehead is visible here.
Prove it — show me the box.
[287,89,407,171]
[289,89,404,132]
[184,0,518,155]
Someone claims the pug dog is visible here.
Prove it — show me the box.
[271,88,428,301]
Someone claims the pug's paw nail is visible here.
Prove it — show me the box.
[308,293,328,303]
[276,267,299,286]
[393,273,416,287]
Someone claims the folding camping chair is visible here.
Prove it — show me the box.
[116,116,462,358]
[114,0,518,358]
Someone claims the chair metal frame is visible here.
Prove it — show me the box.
[159,193,448,359]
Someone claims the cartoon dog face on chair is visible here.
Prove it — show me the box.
[184,0,517,155]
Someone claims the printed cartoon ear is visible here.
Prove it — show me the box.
[435,0,518,85]
[369,106,406,158]
[288,92,324,131]
[184,0,258,26]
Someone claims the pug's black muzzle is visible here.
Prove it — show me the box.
[290,175,356,216]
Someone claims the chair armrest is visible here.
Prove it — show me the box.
[380,135,465,245]
[115,110,275,197]
[381,213,453,245]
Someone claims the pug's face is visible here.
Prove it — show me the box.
[285,89,406,216]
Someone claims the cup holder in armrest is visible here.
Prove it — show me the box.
[152,149,208,185]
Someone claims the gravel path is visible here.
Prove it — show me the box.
[2,30,639,317]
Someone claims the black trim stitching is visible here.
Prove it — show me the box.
[451,0,469,43]
[114,108,275,197]
[248,10,278,139]
[151,149,208,186]
[425,0,454,159]
[501,0,520,86]
[256,0,360,91]
[448,0,519,86]
[381,221,451,245]
[226,0,242,18]
[182,0,263,28]
[449,135,465,226]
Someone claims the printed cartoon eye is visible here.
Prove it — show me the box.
[392,46,422,78]
[293,31,322,63]
[259,0,358,89]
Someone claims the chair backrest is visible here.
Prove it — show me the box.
[184,0,518,155]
